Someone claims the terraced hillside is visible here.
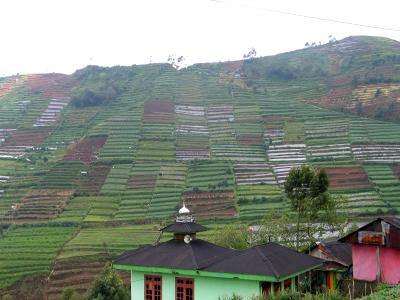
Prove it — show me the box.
[1,36,400,298]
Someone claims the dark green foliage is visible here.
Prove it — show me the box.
[62,288,79,300]
[85,264,129,300]
[284,166,334,249]
[221,291,348,300]
[71,86,118,107]
[362,284,400,300]
[71,65,136,107]
[284,166,329,217]
[214,224,250,250]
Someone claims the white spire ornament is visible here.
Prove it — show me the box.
[176,202,194,223]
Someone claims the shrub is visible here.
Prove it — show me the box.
[85,264,130,300]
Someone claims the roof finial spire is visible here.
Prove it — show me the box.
[179,201,190,215]
[177,201,193,223]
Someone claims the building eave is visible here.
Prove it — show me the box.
[112,263,323,283]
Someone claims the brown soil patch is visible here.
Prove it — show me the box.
[0,128,50,146]
[24,73,76,100]
[237,134,263,145]
[392,166,400,179]
[183,191,237,220]
[79,164,112,194]
[309,87,353,109]
[8,190,74,223]
[47,259,129,300]
[222,60,244,74]
[128,175,157,189]
[144,100,175,122]
[63,136,107,164]
[325,166,370,189]
[327,75,352,87]
[0,274,47,300]
[0,75,25,97]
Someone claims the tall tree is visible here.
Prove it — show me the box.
[284,166,331,249]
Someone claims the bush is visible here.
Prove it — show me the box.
[85,264,130,300]
[62,288,80,300]
[360,284,400,300]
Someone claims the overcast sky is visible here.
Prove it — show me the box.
[1,0,399,76]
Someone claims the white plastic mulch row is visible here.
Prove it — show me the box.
[34,99,69,127]
[352,144,400,163]
[307,143,352,160]
[271,163,304,184]
[0,146,33,159]
[0,175,10,183]
[267,144,306,162]
[212,145,266,162]
[234,163,277,185]
[176,150,210,161]
[175,105,205,116]
[264,129,284,145]
[176,125,208,135]
[207,105,234,123]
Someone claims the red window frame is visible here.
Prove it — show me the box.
[145,275,162,300]
[176,277,194,300]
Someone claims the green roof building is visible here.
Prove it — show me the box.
[113,205,322,300]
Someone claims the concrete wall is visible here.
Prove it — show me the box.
[131,270,260,300]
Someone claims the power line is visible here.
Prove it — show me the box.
[210,0,400,32]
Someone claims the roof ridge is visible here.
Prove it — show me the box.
[186,242,199,269]
[383,217,400,229]
[322,244,348,267]
[254,245,281,279]
[113,244,153,262]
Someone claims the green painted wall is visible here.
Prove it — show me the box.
[131,270,260,300]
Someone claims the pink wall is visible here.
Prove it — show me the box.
[380,247,400,284]
[352,244,400,284]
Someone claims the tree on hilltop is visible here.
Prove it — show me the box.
[243,48,257,60]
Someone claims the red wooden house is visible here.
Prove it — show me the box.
[340,217,400,284]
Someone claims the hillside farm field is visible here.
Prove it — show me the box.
[2,36,400,297]
[324,166,371,190]
[183,191,237,220]
[63,136,108,163]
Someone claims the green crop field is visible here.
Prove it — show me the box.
[1,36,400,296]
